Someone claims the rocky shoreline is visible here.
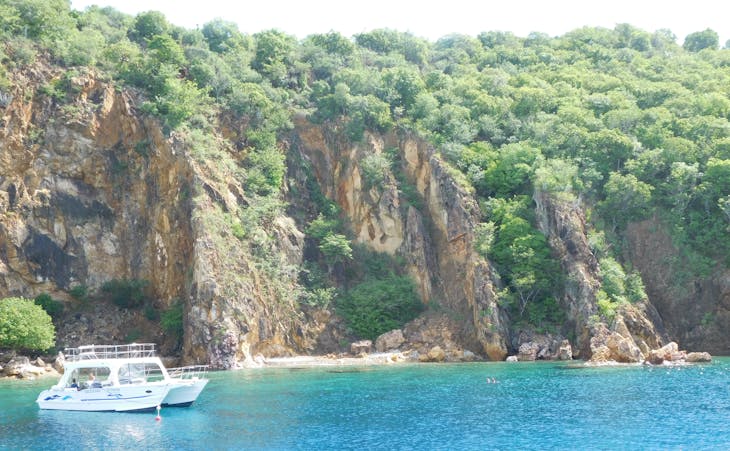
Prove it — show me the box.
[1,326,713,379]
[1,344,714,379]
[0,353,62,380]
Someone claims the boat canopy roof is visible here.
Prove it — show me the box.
[64,343,157,362]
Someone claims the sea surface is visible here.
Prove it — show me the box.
[2,358,729,450]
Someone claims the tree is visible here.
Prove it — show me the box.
[0,297,55,351]
[6,0,75,42]
[128,10,169,44]
[252,29,296,87]
[484,143,541,196]
[487,197,561,318]
[380,66,425,113]
[683,29,719,52]
[202,19,244,53]
[667,162,700,215]
[599,172,653,230]
[319,233,353,264]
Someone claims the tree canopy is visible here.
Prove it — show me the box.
[0,297,56,351]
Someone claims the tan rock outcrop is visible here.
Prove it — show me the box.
[375,329,406,352]
[293,117,508,360]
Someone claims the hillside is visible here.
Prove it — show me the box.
[0,1,728,365]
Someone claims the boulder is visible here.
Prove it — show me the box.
[506,355,519,362]
[53,352,66,373]
[426,346,446,362]
[461,350,476,362]
[686,352,712,363]
[375,329,405,352]
[3,356,30,377]
[34,357,45,367]
[517,342,539,361]
[558,340,573,360]
[3,356,46,378]
[646,349,665,365]
[647,342,680,364]
[350,340,372,355]
[589,325,643,364]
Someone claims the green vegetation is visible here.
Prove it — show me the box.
[33,293,64,319]
[0,297,56,351]
[338,276,423,340]
[2,1,729,335]
[160,300,184,343]
[100,279,150,309]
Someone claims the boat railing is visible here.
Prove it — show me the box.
[167,365,209,380]
[64,343,157,361]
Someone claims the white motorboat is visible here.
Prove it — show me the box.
[36,343,208,412]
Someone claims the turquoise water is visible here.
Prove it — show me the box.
[2,359,729,450]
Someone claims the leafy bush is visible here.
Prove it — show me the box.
[598,257,647,304]
[338,276,423,340]
[34,293,64,319]
[101,279,149,308]
[0,297,55,351]
[69,284,89,303]
[319,233,353,264]
[360,152,392,189]
[160,301,184,340]
[306,213,342,240]
[596,290,618,323]
[300,287,337,308]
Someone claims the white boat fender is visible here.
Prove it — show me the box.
[155,404,161,421]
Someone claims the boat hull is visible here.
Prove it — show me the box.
[36,385,170,412]
[163,379,208,407]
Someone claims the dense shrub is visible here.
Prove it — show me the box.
[101,279,149,308]
[34,293,64,319]
[338,276,423,340]
[0,297,55,351]
[160,301,184,340]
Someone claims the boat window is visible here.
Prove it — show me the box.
[118,362,165,384]
[78,367,111,389]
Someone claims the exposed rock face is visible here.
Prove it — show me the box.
[626,218,730,355]
[513,333,572,361]
[0,66,318,368]
[534,191,668,362]
[1,355,57,379]
[0,67,194,335]
[533,191,599,357]
[293,117,508,360]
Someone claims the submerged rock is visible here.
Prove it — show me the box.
[686,352,712,363]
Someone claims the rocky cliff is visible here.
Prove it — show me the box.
[0,67,718,366]
[0,66,321,366]
[292,116,509,360]
[534,191,677,363]
[0,66,197,353]
[626,219,730,355]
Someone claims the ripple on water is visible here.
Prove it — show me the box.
[2,359,730,449]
